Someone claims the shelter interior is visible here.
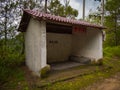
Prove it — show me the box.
[46,22,102,66]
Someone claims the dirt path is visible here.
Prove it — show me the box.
[84,73,120,90]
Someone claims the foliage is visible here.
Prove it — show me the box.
[0,0,79,85]
[86,0,101,24]
[1,45,120,89]
[103,46,120,58]
[104,0,120,46]
[0,0,18,42]
[42,46,120,90]
[0,39,25,83]
[48,0,78,18]
[0,0,42,84]
[0,0,41,41]
[1,0,120,89]
[86,12,101,25]
[0,67,28,90]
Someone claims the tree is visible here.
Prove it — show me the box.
[0,0,18,45]
[0,0,78,58]
[104,0,120,46]
[86,11,101,25]
[86,0,103,24]
[48,0,78,18]
[0,0,43,63]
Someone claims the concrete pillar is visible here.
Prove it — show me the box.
[25,18,47,76]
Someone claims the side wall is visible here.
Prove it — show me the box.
[25,18,47,76]
[72,27,103,60]
[47,33,72,63]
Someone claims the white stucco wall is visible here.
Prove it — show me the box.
[25,18,47,76]
[72,27,103,60]
[47,28,103,62]
[47,33,72,63]
[24,17,103,77]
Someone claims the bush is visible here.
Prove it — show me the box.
[103,46,120,58]
[0,46,25,67]
[0,45,25,83]
[103,46,120,67]
[0,66,11,83]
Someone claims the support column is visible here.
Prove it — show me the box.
[25,18,47,76]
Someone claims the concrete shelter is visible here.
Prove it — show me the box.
[18,9,105,76]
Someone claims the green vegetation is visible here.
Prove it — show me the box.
[0,41,24,82]
[104,0,120,47]
[43,71,111,90]
[48,0,78,18]
[40,65,51,78]
[0,68,28,90]
[42,46,120,90]
[1,46,120,90]
[0,0,120,90]
[0,0,79,89]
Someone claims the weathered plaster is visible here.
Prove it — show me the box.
[47,28,103,63]
[47,33,72,63]
[72,27,103,60]
[25,18,47,76]
[24,18,103,77]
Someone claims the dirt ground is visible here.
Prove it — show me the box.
[84,73,120,90]
[23,65,120,90]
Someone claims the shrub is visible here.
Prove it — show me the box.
[103,46,120,58]
[0,45,25,83]
[103,46,120,67]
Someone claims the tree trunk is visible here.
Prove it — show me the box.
[4,6,7,46]
[21,33,25,55]
[45,0,47,13]
[114,11,117,46]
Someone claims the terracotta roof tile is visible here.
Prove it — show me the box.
[18,9,106,32]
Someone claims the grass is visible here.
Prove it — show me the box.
[44,72,109,90]
[1,46,120,90]
[42,65,120,90]
[40,46,120,90]
[0,67,29,90]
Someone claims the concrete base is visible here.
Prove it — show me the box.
[70,56,91,64]
[50,61,84,70]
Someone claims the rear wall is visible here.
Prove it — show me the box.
[72,27,103,60]
[47,33,72,63]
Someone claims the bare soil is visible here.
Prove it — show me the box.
[84,73,120,90]
[22,65,120,90]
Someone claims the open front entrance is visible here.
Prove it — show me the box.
[46,23,91,70]
[46,22,103,70]
[46,23,84,70]
[46,23,72,64]
[19,9,104,76]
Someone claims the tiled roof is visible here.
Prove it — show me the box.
[18,9,105,32]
